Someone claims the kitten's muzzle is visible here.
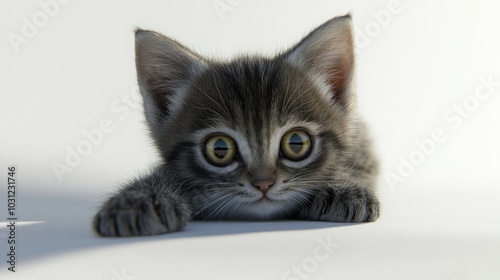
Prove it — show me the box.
[251,178,275,196]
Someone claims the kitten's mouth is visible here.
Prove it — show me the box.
[257,196,272,202]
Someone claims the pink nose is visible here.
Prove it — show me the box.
[251,179,275,195]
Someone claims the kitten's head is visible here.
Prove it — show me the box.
[135,15,360,219]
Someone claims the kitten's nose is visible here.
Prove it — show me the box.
[251,178,275,195]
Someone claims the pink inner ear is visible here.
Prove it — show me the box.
[328,66,346,93]
[284,16,355,105]
[325,55,353,104]
[302,32,354,105]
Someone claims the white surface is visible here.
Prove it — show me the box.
[1,0,500,279]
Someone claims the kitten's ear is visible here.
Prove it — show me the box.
[135,29,206,138]
[285,15,355,107]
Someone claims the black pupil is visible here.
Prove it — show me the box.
[289,134,304,154]
[213,139,228,159]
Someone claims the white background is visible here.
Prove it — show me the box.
[1,0,499,279]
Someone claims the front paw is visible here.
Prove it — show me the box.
[300,186,380,223]
[93,190,191,237]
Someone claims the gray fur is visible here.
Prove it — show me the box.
[93,166,191,236]
[93,14,380,237]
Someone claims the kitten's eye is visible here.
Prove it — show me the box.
[280,130,312,161]
[204,135,237,166]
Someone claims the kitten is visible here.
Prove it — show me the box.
[93,14,380,237]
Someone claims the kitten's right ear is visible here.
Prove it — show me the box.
[135,29,206,138]
[284,15,355,108]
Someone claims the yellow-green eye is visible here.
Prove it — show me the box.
[204,135,237,166]
[280,130,312,161]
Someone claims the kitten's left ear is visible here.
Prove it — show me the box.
[135,29,206,138]
[285,15,355,107]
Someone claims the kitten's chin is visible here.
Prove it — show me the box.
[233,199,295,220]
[195,195,297,221]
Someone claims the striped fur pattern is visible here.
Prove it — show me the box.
[93,15,379,237]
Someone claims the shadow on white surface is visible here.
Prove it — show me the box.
[1,191,353,265]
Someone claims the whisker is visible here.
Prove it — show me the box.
[206,196,234,221]
[194,192,233,216]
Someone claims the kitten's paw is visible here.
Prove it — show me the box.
[93,190,191,237]
[301,187,380,223]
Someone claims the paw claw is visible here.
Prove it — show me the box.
[93,191,191,237]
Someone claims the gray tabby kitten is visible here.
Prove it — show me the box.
[93,15,380,237]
